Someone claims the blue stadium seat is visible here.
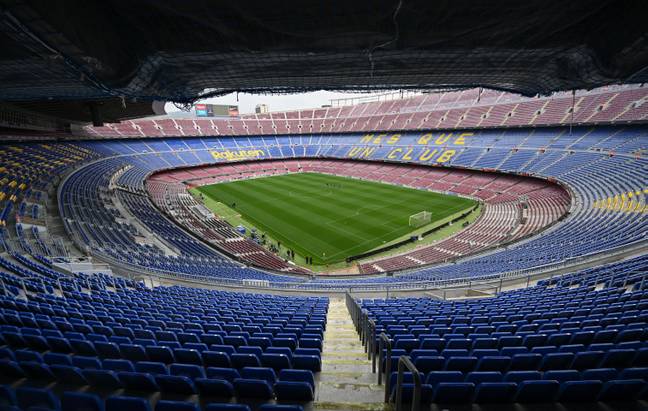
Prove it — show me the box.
[473,382,517,403]
[509,353,541,370]
[258,405,303,411]
[600,349,636,368]
[203,351,231,368]
[121,345,148,362]
[169,363,205,379]
[233,378,274,399]
[47,337,74,353]
[261,353,292,371]
[204,404,251,411]
[411,356,441,373]
[210,345,236,356]
[465,371,502,384]
[0,385,16,408]
[20,361,56,381]
[539,353,574,371]
[51,364,88,385]
[146,346,175,364]
[135,362,168,375]
[61,392,104,411]
[240,367,277,384]
[95,342,121,359]
[581,368,618,382]
[598,379,645,401]
[543,370,580,383]
[445,356,477,372]
[206,367,240,382]
[570,351,604,370]
[195,378,235,398]
[298,338,322,350]
[72,355,102,370]
[619,367,648,380]
[503,371,542,383]
[106,396,152,411]
[103,359,135,372]
[279,369,315,389]
[0,360,25,379]
[173,348,202,365]
[156,375,197,395]
[514,380,560,403]
[43,352,72,366]
[266,347,293,359]
[557,380,603,402]
[16,387,60,410]
[237,346,263,358]
[274,381,314,401]
[83,369,123,389]
[426,371,464,386]
[389,376,434,403]
[231,353,261,369]
[118,371,160,392]
[155,400,199,411]
[475,356,510,372]
[432,382,475,403]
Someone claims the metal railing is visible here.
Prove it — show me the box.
[377,332,393,402]
[368,318,376,364]
[345,292,362,332]
[108,236,647,293]
[394,356,422,411]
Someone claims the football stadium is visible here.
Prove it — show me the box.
[0,2,647,411]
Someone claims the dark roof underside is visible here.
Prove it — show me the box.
[1,0,647,106]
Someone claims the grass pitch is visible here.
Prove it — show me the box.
[194,172,476,265]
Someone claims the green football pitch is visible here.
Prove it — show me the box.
[194,172,477,265]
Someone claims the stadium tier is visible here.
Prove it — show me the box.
[0,252,645,409]
[0,125,641,290]
[149,160,569,274]
[0,272,327,410]
[43,126,646,289]
[356,254,648,404]
[81,85,648,139]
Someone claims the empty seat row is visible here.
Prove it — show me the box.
[382,347,647,373]
[391,377,648,404]
[0,344,321,370]
[0,387,305,411]
[1,360,316,399]
[0,330,322,353]
[382,326,647,347]
[391,367,648,386]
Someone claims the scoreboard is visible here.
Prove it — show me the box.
[195,104,239,117]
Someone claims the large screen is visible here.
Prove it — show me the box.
[194,104,238,117]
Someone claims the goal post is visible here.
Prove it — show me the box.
[409,211,432,228]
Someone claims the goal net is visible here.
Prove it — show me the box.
[409,211,432,228]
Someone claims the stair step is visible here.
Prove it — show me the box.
[313,401,389,411]
[318,298,384,408]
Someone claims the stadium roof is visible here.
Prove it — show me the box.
[1,0,647,120]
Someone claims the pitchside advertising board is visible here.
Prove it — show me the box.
[195,104,239,117]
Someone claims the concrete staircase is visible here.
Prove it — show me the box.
[314,298,389,411]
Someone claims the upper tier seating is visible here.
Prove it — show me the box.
[82,85,648,139]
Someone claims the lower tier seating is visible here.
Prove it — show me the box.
[0,279,328,410]
[360,254,648,406]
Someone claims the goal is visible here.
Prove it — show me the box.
[409,211,432,228]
